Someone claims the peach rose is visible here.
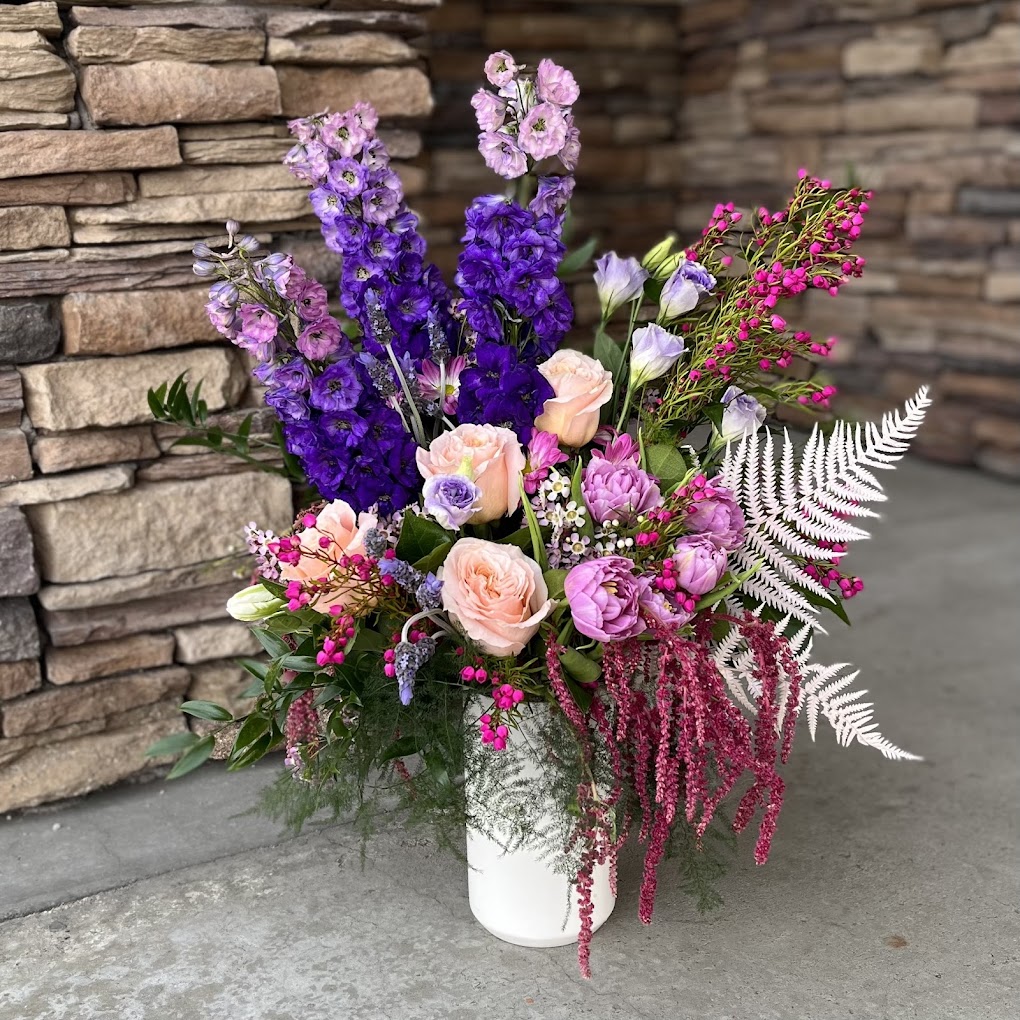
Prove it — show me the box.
[416,423,526,524]
[280,499,377,614]
[440,538,555,657]
[534,349,614,448]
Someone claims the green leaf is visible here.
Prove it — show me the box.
[557,235,598,277]
[227,730,275,770]
[497,527,533,549]
[278,654,321,672]
[800,584,852,626]
[518,475,547,570]
[231,713,271,758]
[144,731,202,758]
[594,327,625,381]
[413,539,453,576]
[563,675,595,714]
[377,734,419,765]
[646,443,689,488]
[558,646,602,684]
[237,657,269,681]
[569,460,596,544]
[251,627,291,659]
[395,512,451,564]
[543,568,567,602]
[166,734,215,779]
[179,700,233,722]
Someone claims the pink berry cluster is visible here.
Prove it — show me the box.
[316,612,355,667]
[652,558,699,614]
[804,540,864,600]
[478,713,510,751]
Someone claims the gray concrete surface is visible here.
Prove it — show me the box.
[0,457,1017,1020]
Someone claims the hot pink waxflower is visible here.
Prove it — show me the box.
[523,430,569,494]
[536,58,580,107]
[484,50,520,87]
[565,556,652,642]
[518,103,569,161]
[418,355,465,414]
[471,88,507,132]
[478,131,528,179]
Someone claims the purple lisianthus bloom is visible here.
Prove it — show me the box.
[593,252,648,318]
[629,323,685,387]
[720,386,766,441]
[536,58,580,107]
[478,131,528,180]
[684,479,746,551]
[518,103,569,161]
[530,175,575,219]
[658,258,716,320]
[297,316,346,361]
[581,454,662,525]
[422,474,483,530]
[327,157,368,198]
[484,50,519,87]
[471,88,507,131]
[309,359,363,412]
[564,556,651,642]
[671,534,727,596]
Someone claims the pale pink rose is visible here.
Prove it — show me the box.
[280,499,377,614]
[534,349,614,447]
[440,538,554,657]
[416,423,526,524]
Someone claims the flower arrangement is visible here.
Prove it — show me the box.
[149,51,930,977]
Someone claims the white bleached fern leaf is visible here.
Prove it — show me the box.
[720,387,932,625]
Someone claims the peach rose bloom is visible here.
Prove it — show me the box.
[440,538,555,657]
[534,349,614,447]
[280,499,378,614]
[416,423,526,524]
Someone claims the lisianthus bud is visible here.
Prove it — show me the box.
[226,584,286,622]
[720,386,766,441]
[654,252,686,281]
[640,234,677,276]
[629,323,685,387]
[594,252,648,319]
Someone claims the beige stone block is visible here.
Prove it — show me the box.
[173,620,259,665]
[844,92,979,133]
[138,163,294,198]
[974,414,1020,449]
[66,26,266,64]
[70,189,311,228]
[26,471,293,583]
[0,111,68,131]
[62,286,216,357]
[0,464,133,508]
[0,47,76,114]
[0,127,180,180]
[32,426,158,474]
[0,172,136,208]
[0,31,56,51]
[0,711,186,813]
[46,632,176,685]
[0,3,62,37]
[267,31,415,66]
[2,665,189,737]
[276,66,432,119]
[70,5,264,31]
[0,428,32,482]
[906,215,1006,246]
[18,347,245,431]
[264,9,428,38]
[940,372,1020,408]
[180,136,293,166]
[136,449,283,482]
[187,660,255,717]
[0,205,69,250]
[80,61,282,127]
[843,30,941,78]
[0,659,41,700]
[986,272,1020,303]
[944,24,1020,71]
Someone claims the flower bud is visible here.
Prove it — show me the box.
[640,234,677,276]
[192,259,216,277]
[191,241,213,258]
[653,252,686,281]
[226,584,286,622]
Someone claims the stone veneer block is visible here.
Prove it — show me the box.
[31,426,159,474]
[69,5,264,30]
[70,189,311,228]
[0,298,59,363]
[264,10,427,38]
[2,665,190,737]
[80,62,282,127]
[187,660,255,717]
[138,163,294,198]
[66,27,266,64]
[0,428,33,482]
[61,286,216,356]
[0,127,181,180]
[46,632,176,685]
[0,45,76,114]
[276,66,433,119]
[173,620,259,664]
[0,659,42,700]
[0,464,134,508]
[0,172,136,208]
[843,92,980,133]
[0,3,62,36]
[0,598,40,662]
[266,32,415,66]
[0,206,70,250]
[0,508,39,597]
[18,347,245,431]
[27,472,292,583]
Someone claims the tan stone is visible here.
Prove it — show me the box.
[843,30,941,78]
[974,415,1020,450]
[940,372,1020,408]
[70,5,264,31]
[0,428,32,482]
[187,660,255,717]
[70,222,312,246]
[37,558,246,612]
[32,426,158,475]
[943,24,1020,71]
[0,172,136,208]
[0,3,62,37]
[844,92,979,132]
[2,666,189,737]
[265,9,428,38]
[27,471,292,584]
[18,348,245,432]
[180,136,293,166]
[67,26,266,64]
[0,371,22,428]
[138,163,294,198]
[0,111,68,130]
[0,127,180,180]
[0,712,187,813]
[0,465,133,508]
[62,286,216,357]
[874,295,1020,345]
[70,189,311,228]
[276,66,432,119]
[267,31,415,65]
[986,273,1020,303]
[0,31,52,51]
[0,205,69,250]
[0,47,76,114]
[136,449,283,482]
[907,215,1007,246]
[46,633,176,685]
[0,659,41,700]
[178,122,285,142]
[80,61,282,127]
[173,620,260,664]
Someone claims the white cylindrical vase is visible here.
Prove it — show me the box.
[464,703,616,948]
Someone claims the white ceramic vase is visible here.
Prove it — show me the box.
[464,703,616,948]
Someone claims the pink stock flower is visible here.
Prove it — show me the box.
[471,88,507,132]
[523,430,569,494]
[518,103,569,161]
[484,50,520,87]
[478,131,528,179]
[536,58,580,107]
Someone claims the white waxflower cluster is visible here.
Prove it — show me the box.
[531,468,592,568]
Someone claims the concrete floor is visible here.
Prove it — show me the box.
[0,457,1017,1020]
